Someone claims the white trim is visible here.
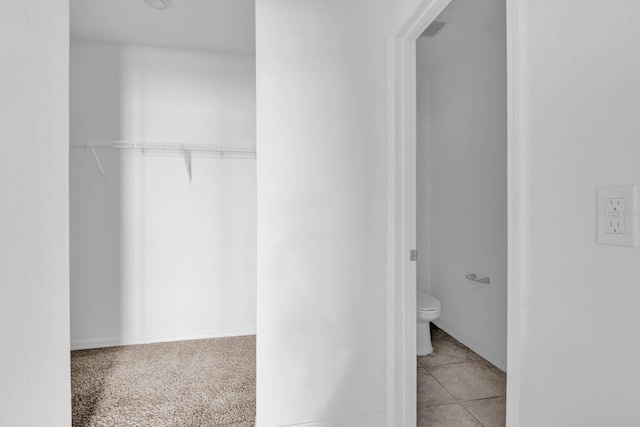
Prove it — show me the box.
[506,0,524,425]
[393,0,455,40]
[387,2,454,426]
[387,36,415,427]
[70,328,257,350]
[257,411,385,427]
[387,0,521,426]
[385,36,398,427]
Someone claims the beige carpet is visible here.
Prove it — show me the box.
[71,335,256,427]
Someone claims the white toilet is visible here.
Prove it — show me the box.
[417,291,442,356]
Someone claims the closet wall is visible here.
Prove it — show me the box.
[70,40,257,349]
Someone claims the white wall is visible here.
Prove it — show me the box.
[416,0,507,369]
[4,1,637,426]
[70,40,257,349]
[6,0,639,425]
[255,1,388,426]
[516,1,640,425]
[0,1,71,426]
[396,0,640,424]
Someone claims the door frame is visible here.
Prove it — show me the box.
[386,0,523,425]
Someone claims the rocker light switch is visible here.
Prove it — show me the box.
[597,185,638,247]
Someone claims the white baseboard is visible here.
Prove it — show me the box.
[433,320,507,371]
[255,411,385,427]
[70,328,256,350]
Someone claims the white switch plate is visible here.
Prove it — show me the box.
[597,185,638,247]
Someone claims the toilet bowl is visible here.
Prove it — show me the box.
[417,291,441,356]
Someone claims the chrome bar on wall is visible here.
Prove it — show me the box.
[465,273,490,284]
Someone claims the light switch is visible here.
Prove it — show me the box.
[597,185,638,247]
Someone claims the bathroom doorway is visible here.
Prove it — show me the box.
[415,0,508,424]
[387,0,520,426]
[415,0,508,423]
[416,0,508,368]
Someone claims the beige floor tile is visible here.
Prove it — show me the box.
[418,337,480,369]
[429,361,506,401]
[463,396,506,427]
[417,367,456,407]
[417,403,482,427]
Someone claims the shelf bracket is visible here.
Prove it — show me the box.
[88,141,107,184]
[183,149,192,182]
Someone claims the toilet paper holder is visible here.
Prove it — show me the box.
[465,273,490,284]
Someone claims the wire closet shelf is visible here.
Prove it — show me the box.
[70,140,256,184]
[70,140,256,154]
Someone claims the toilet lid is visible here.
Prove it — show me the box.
[417,292,441,311]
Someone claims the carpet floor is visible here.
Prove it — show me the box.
[71,335,256,427]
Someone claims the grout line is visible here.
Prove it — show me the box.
[419,359,504,401]
[460,403,485,427]
[422,359,482,371]
[418,370,456,407]
[459,394,507,403]
[423,367,458,402]
[417,401,460,409]
[416,400,485,427]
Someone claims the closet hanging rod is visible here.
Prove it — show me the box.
[69,140,256,154]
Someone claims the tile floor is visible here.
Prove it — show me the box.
[417,325,506,427]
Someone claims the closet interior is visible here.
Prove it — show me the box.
[69,1,257,425]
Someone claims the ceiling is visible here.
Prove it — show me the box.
[417,0,504,69]
[71,0,255,55]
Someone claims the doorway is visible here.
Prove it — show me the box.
[387,0,521,426]
[415,0,507,423]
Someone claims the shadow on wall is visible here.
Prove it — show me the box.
[69,45,125,422]
[70,146,124,343]
[69,44,124,350]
